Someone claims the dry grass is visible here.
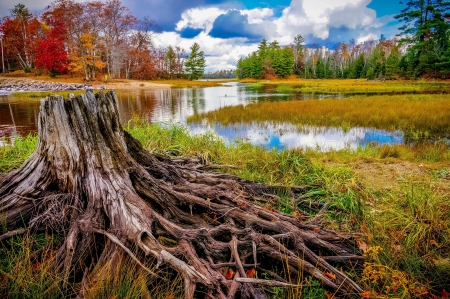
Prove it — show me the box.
[189,94,450,138]
[149,79,225,88]
[240,78,450,93]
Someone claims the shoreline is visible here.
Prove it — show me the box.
[0,76,172,94]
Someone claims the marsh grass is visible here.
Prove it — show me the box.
[241,78,450,93]
[10,90,85,98]
[1,123,449,298]
[148,79,224,88]
[189,94,450,139]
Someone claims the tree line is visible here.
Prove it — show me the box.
[237,1,450,80]
[0,1,206,80]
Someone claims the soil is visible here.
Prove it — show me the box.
[349,158,450,194]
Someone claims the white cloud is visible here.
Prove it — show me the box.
[356,33,378,44]
[175,7,226,33]
[153,31,259,72]
[273,0,377,43]
[241,8,274,24]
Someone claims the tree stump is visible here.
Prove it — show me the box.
[0,90,363,298]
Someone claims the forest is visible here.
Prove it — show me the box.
[0,0,197,80]
[236,2,450,80]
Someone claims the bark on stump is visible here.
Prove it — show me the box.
[0,90,363,298]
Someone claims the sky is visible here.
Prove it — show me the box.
[0,0,405,72]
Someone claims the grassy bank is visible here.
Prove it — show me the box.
[189,94,450,140]
[1,123,449,298]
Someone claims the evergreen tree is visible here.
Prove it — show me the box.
[395,0,450,77]
[293,34,305,76]
[272,47,294,77]
[184,42,206,80]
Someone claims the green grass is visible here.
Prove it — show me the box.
[10,91,86,98]
[0,134,38,173]
[1,122,449,298]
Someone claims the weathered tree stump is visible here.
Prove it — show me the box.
[0,90,363,298]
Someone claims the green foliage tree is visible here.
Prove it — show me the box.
[273,47,294,77]
[184,42,206,80]
[395,0,450,78]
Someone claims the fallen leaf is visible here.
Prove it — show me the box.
[324,271,336,279]
[313,227,320,233]
[246,268,256,278]
[225,268,235,280]
[430,240,439,247]
[33,262,41,269]
[325,291,333,299]
[361,290,371,299]
[357,240,368,253]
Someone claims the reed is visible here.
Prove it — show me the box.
[189,94,450,138]
[10,90,85,98]
[148,79,224,88]
[241,78,450,93]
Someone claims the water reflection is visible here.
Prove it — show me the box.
[0,83,411,150]
[189,122,404,150]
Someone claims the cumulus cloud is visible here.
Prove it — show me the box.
[153,30,259,72]
[176,7,226,33]
[209,10,268,40]
[273,0,377,43]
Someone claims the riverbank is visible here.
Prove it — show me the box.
[0,73,227,93]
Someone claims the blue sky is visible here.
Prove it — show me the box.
[1,0,405,71]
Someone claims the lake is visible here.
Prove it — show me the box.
[0,82,411,150]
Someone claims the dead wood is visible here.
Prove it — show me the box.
[0,90,363,298]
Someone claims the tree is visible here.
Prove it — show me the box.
[184,42,206,80]
[35,26,68,76]
[0,4,41,71]
[293,34,305,76]
[0,91,364,298]
[272,47,294,77]
[395,0,450,77]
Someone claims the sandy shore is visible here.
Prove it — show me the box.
[99,80,171,90]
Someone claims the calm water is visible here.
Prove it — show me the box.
[0,82,406,150]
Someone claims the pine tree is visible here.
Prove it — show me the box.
[395,0,450,77]
[184,42,206,80]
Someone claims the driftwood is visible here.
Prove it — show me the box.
[0,90,363,298]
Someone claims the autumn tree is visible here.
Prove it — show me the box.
[0,4,41,71]
[35,22,68,76]
[184,42,206,80]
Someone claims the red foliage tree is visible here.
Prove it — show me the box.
[35,22,68,75]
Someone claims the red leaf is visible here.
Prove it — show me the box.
[324,272,336,279]
[225,269,235,280]
[33,262,41,269]
[246,268,256,278]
